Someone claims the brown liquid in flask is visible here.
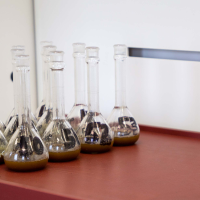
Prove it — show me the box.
[76,47,114,153]
[4,55,49,171]
[42,51,80,162]
[5,159,48,172]
[49,148,80,162]
[107,45,140,146]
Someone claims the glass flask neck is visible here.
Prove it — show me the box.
[113,44,127,108]
[40,42,53,104]
[50,51,65,120]
[11,49,25,115]
[86,47,100,113]
[114,53,127,108]
[73,45,86,106]
[51,63,65,120]
[42,54,47,104]
[16,56,31,126]
[42,45,57,109]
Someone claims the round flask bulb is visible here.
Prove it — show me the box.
[107,107,140,146]
[4,124,49,171]
[43,120,81,162]
[77,113,114,153]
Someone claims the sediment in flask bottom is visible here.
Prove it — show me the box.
[81,142,113,154]
[114,134,139,146]
[4,158,48,171]
[49,149,80,162]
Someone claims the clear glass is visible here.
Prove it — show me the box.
[36,45,57,138]
[12,45,25,50]
[0,130,7,164]
[5,47,25,127]
[4,55,49,171]
[67,43,87,132]
[35,41,54,120]
[76,47,114,153]
[4,48,37,142]
[0,121,6,133]
[42,51,80,162]
[107,45,140,146]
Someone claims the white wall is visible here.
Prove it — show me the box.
[0,0,37,122]
[34,0,200,132]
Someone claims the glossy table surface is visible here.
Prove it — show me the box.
[1,130,200,200]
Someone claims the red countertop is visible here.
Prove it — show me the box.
[1,130,200,200]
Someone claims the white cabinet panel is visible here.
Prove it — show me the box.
[127,57,200,132]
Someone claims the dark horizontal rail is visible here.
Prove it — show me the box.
[128,47,200,62]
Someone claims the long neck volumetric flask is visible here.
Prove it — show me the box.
[5,47,25,127]
[42,51,80,162]
[36,45,57,138]
[107,45,140,146]
[4,55,49,171]
[35,41,53,120]
[67,43,87,131]
[4,48,38,142]
[76,47,114,153]
[4,48,25,141]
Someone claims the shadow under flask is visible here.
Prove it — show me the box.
[4,55,49,171]
[36,45,57,138]
[35,41,53,120]
[67,43,87,132]
[76,47,114,153]
[4,48,38,142]
[107,45,140,146]
[42,51,80,162]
